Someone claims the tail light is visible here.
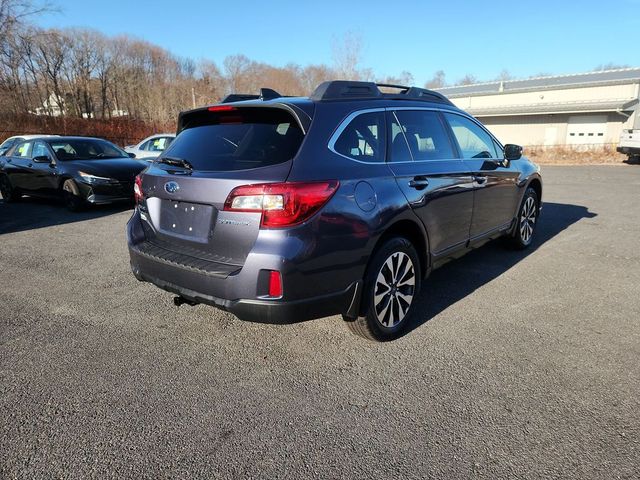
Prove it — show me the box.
[134,175,144,204]
[224,181,339,228]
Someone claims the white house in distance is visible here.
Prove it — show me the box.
[436,68,640,147]
[32,93,128,119]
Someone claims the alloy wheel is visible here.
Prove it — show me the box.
[374,251,416,328]
[520,196,537,244]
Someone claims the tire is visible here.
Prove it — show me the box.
[0,175,22,203]
[0,175,20,202]
[62,179,87,212]
[508,187,539,249]
[345,237,421,341]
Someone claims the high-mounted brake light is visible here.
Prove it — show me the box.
[223,181,339,228]
[134,175,144,203]
[208,105,237,112]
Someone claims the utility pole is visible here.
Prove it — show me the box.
[191,87,196,108]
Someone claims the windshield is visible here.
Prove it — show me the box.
[48,139,129,161]
[0,138,18,150]
[161,108,304,171]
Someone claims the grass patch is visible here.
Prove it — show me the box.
[524,145,629,165]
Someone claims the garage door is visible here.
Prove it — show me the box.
[566,115,607,145]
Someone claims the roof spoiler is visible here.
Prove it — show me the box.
[310,80,453,105]
[221,88,283,103]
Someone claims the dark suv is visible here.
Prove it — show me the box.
[127,81,542,341]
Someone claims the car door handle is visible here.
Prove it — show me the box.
[474,175,488,184]
[408,176,429,189]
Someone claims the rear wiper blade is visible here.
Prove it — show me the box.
[157,156,193,170]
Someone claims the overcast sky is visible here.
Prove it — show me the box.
[37,0,639,85]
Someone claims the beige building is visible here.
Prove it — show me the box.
[436,68,640,147]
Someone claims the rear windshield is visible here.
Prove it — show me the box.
[162,108,304,171]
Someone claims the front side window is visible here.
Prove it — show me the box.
[333,111,386,163]
[392,110,456,161]
[444,113,498,159]
[493,140,503,158]
[32,141,51,159]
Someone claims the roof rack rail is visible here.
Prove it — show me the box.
[221,88,283,104]
[310,80,453,106]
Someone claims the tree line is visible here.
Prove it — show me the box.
[1,0,630,130]
[0,3,417,126]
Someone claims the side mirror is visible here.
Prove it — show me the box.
[504,144,523,161]
[128,152,136,158]
[32,155,53,164]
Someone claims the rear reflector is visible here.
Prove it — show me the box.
[224,181,339,228]
[268,271,283,297]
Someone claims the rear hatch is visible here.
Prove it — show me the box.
[135,106,306,276]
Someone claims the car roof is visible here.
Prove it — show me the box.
[177,81,465,135]
[5,134,60,141]
[181,81,462,126]
[43,136,115,142]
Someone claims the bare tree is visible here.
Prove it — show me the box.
[332,31,365,80]
[593,63,630,71]
[425,70,446,89]
[0,0,49,39]
[496,69,512,81]
[457,74,477,86]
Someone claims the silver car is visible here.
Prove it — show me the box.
[124,134,175,160]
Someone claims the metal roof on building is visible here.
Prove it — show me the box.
[437,68,640,98]
[465,99,640,117]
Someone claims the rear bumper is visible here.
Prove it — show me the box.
[126,209,363,324]
[617,146,640,156]
[130,264,359,324]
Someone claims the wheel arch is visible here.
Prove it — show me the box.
[527,177,542,205]
[370,218,430,278]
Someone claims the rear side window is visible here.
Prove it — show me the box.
[148,137,172,152]
[13,141,33,158]
[444,113,498,159]
[333,111,386,163]
[392,110,456,161]
[165,108,303,171]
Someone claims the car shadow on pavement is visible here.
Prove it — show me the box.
[0,196,132,235]
[403,202,597,338]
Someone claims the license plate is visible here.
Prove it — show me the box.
[159,200,214,239]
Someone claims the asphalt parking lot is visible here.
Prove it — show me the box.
[1,165,639,479]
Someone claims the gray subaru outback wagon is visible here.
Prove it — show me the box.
[127,81,542,341]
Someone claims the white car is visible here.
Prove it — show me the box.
[125,134,176,160]
[617,129,640,161]
[0,134,59,156]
